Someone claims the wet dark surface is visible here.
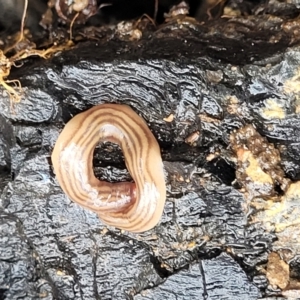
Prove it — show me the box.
[1,0,300,299]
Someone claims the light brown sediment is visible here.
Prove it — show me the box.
[51,103,166,232]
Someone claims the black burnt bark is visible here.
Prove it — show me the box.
[1,1,300,299]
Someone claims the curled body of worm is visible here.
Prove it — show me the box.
[51,104,166,232]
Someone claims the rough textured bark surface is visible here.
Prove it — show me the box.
[1,1,300,299]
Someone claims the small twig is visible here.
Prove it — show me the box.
[69,12,79,40]
[19,0,28,41]
[134,14,156,28]
[154,0,158,21]
[3,0,28,54]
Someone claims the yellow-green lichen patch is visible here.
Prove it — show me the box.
[230,124,289,199]
[261,98,286,120]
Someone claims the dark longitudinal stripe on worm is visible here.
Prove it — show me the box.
[52,104,166,232]
[57,113,138,201]
[61,115,151,224]
[60,114,145,209]
[78,112,147,192]
[65,111,145,194]
[70,113,154,227]
[61,115,147,218]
